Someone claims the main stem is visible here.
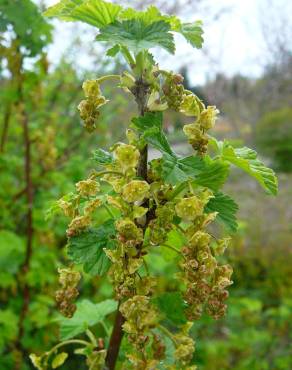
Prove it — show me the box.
[105,77,148,370]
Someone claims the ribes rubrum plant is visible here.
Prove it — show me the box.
[31,1,278,369]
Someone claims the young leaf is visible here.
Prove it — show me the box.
[119,6,204,49]
[132,112,174,155]
[96,19,175,54]
[162,154,229,191]
[59,299,117,340]
[92,148,113,165]
[67,219,116,275]
[44,0,122,28]
[214,139,278,195]
[205,192,239,232]
[161,154,205,184]
[106,44,121,57]
[194,156,230,191]
[52,352,68,369]
[176,21,204,49]
[153,292,188,325]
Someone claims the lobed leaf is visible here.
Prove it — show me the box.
[67,219,116,275]
[96,19,175,54]
[205,192,239,232]
[44,0,122,28]
[132,112,174,155]
[214,140,278,195]
[92,148,113,166]
[59,299,117,340]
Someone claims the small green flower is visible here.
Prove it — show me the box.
[175,196,204,221]
[114,144,140,170]
[116,219,143,245]
[199,105,219,130]
[76,179,99,197]
[180,94,201,117]
[122,180,150,203]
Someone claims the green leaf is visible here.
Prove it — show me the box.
[92,148,113,165]
[44,0,122,28]
[96,19,175,54]
[177,21,204,49]
[194,156,230,191]
[161,229,186,261]
[153,292,188,325]
[119,5,204,49]
[132,112,174,155]
[162,154,229,191]
[59,299,117,340]
[106,44,121,57]
[67,219,116,276]
[162,154,204,185]
[217,140,278,195]
[52,352,68,369]
[205,192,239,232]
[120,5,167,26]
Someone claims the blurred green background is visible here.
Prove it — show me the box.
[0,0,291,369]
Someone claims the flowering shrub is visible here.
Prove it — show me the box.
[31,1,278,369]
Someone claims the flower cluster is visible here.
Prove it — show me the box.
[55,268,81,318]
[162,73,185,111]
[176,192,233,321]
[78,79,108,132]
[173,324,196,367]
[59,177,101,237]
[182,95,219,155]
[120,295,159,369]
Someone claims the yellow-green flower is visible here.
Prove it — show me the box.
[76,179,99,197]
[175,196,204,221]
[114,144,140,170]
[199,105,219,130]
[122,180,150,203]
[82,79,101,98]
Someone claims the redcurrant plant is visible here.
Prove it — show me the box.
[30,1,278,369]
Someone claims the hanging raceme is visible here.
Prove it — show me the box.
[31,1,278,369]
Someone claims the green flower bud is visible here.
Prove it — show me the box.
[122,180,150,203]
[175,196,204,221]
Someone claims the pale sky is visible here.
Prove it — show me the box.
[34,0,292,85]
